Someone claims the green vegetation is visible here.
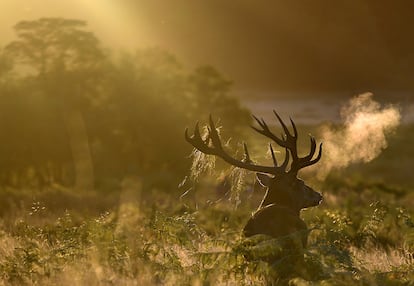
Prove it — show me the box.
[0,18,250,191]
[0,125,413,285]
[0,166,412,285]
[0,18,413,285]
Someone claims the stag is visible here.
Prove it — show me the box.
[185,111,323,256]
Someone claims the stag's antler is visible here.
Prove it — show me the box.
[185,112,322,176]
[251,111,322,175]
[185,116,289,175]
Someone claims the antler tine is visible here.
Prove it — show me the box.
[251,115,285,146]
[270,112,323,175]
[208,115,223,150]
[290,117,298,138]
[312,143,323,164]
[272,111,299,161]
[297,143,323,169]
[243,142,252,163]
[252,115,269,128]
[281,148,290,170]
[269,143,278,166]
[251,115,270,134]
[289,140,323,174]
[251,112,299,174]
[251,114,262,127]
[301,135,317,162]
[273,110,293,138]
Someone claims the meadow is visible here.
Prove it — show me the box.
[0,124,412,286]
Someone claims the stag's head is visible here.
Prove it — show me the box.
[185,111,323,213]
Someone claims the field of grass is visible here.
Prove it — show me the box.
[0,124,413,285]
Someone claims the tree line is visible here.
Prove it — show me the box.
[0,18,250,191]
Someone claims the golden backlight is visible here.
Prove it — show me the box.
[0,1,412,285]
[2,1,414,95]
[0,0,153,50]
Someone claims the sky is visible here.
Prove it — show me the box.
[1,0,414,100]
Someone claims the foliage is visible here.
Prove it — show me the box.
[0,174,412,285]
[0,18,250,189]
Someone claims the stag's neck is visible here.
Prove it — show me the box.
[259,189,301,216]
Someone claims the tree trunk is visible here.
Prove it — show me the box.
[63,108,94,191]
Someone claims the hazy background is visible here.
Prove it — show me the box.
[0,1,412,190]
[2,0,414,101]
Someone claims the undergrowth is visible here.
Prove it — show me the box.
[0,175,413,285]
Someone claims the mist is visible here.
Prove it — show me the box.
[318,93,401,179]
[2,1,414,99]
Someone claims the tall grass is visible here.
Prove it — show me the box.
[0,174,412,285]
[0,125,413,285]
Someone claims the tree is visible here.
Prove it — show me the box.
[189,65,250,129]
[1,19,252,190]
[90,50,190,182]
[5,18,106,190]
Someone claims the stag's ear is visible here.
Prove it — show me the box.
[256,173,272,187]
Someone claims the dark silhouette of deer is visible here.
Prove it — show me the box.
[185,111,323,254]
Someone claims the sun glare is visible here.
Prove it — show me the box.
[71,0,145,50]
[0,0,155,51]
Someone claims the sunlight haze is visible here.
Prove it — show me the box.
[2,0,414,98]
[0,2,413,284]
